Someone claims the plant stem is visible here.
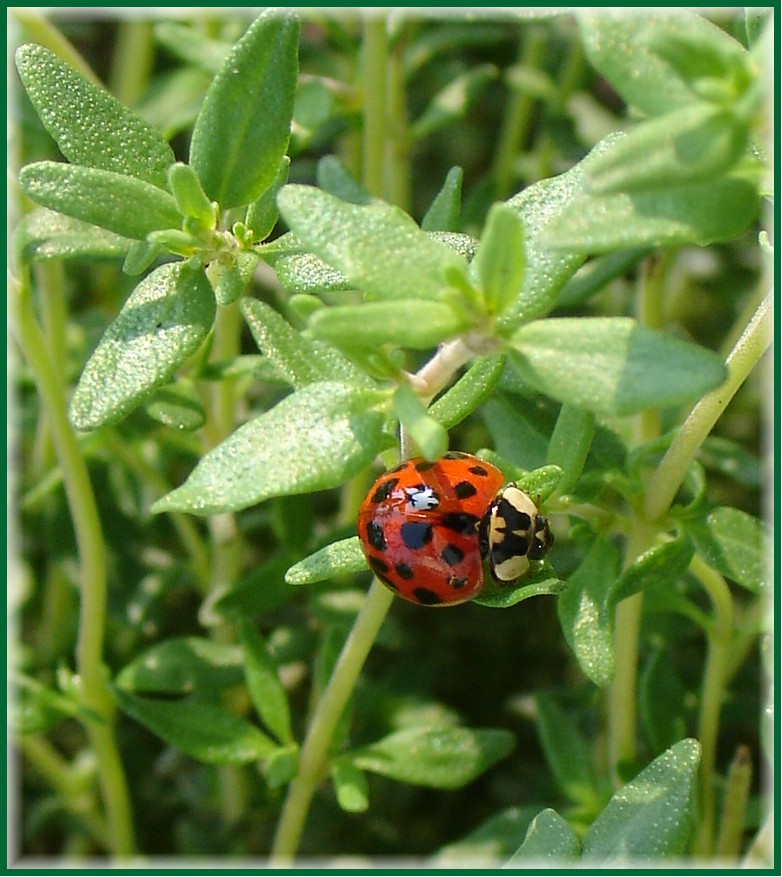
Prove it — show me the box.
[360,13,388,198]
[109,21,153,107]
[644,292,772,522]
[270,580,394,862]
[714,745,752,860]
[12,275,135,857]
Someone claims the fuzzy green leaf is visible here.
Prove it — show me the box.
[685,507,770,593]
[70,263,215,430]
[331,758,370,813]
[393,384,449,461]
[506,809,581,863]
[13,207,133,263]
[213,251,260,307]
[315,155,372,205]
[473,203,525,316]
[473,567,565,609]
[309,300,472,351]
[541,175,758,253]
[421,166,463,232]
[509,318,728,418]
[144,381,206,431]
[152,382,385,515]
[245,156,290,243]
[114,637,244,695]
[16,43,175,188]
[429,355,506,429]
[276,185,469,302]
[285,537,368,585]
[238,621,293,745]
[350,726,515,789]
[612,538,695,605]
[189,10,299,209]
[19,162,183,241]
[113,689,276,765]
[167,162,216,225]
[153,21,230,76]
[582,739,700,861]
[558,536,620,687]
[585,103,748,195]
[546,405,595,495]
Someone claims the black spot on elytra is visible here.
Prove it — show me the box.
[366,520,386,551]
[389,462,408,473]
[369,556,390,574]
[371,478,398,503]
[400,521,433,549]
[413,587,442,605]
[443,451,468,459]
[455,481,478,499]
[448,575,468,590]
[468,465,489,477]
[440,544,464,566]
[439,512,480,534]
[395,562,414,579]
[414,460,435,472]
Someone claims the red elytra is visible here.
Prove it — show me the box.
[357,452,505,606]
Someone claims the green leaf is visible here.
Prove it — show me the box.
[514,465,564,502]
[189,10,299,208]
[19,162,183,241]
[211,555,293,619]
[69,263,215,430]
[245,156,290,242]
[412,63,497,140]
[13,207,133,263]
[393,384,449,461]
[285,537,368,585]
[265,745,299,789]
[546,405,595,495]
[16,43,175,188]
[579,12,717,116]
[558,248,652,309]
[152,382,385,515]
[240,298,366,388]
[433,806,539,865]
[482,395,551,472]
[13,674,79,734]
[309,300,472,351]
[113,689,276,765]
[612,538,695,605]
[541,175,758,253]
[558,536,620,687]
[698,436,762,488]
[144,381,206,431]
[350,726,515,789]
[167,162,216,226]
[315,155,372,206]
[582,739,700,861]
[585,103,748,195]
[535,694,598,806]
[114,637,244,695]
[331,758,370,813]
[212,250,260,307]
[429,355,506,429]
[421,166,463,232]
[506,809,581,863]
[639,651,688,753]
[472,203,525,316]
[473,567,565,609]
[509,318,728,418]
[238,621,293,745]
[276,185,469,302]
[685,507,770,593]
[153,21,230,76]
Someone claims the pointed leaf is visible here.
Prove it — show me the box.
[558,536,620,687]
[582,739,700,861]
[428,355,505,429]
[509,318,728,417]
[473,203,525,316]
[16,43,175,188]
[189,10,299,208]
[113,689,276,765]
[434,806,540,865]
[421,166,463,232]
[276,185,468,302]
[14,207,133,263]
[473,568,565,609]
[315,155,372,205]
[144,381,206,431]
[238,621,293,745]
[285,537,368,585]
[245,156,290,242]
[612,538,695,605]
[393,384,449,461]
[152,382,385,515]
[506,809,581,863]
[19,162,182,241]
[69,263,215,430]
[114,637,244,695]
[351,726,515,789]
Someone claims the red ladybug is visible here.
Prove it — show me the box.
[357,452,553,606]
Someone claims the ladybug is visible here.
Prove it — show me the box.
[357,452,553,606]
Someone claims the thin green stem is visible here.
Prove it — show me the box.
[689,554,734,857]
[714,745,752,860]
[386,29,411,210]
[12,275,135,857]
[109,21,153,107]
[360,14,388,198]
[270,580,394,862]
[644,292,772,522]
